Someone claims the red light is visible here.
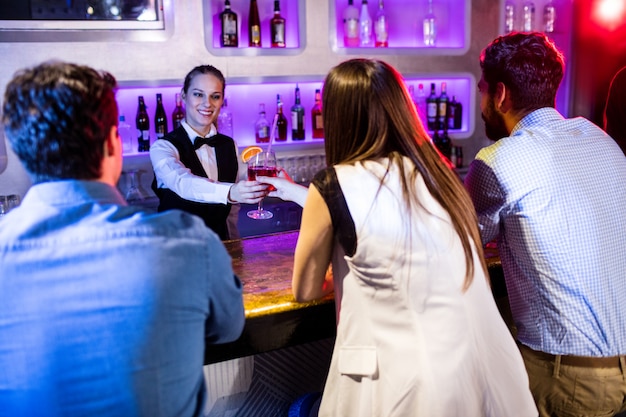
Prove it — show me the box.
[592,0,626,31]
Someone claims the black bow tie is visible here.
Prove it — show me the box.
[193,136,219,150]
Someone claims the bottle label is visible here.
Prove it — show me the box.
[345,19,359,38]
[427,102,437,118]
[375,18,388,42]
[314,114,323,130]
[224,17,237,35]
[251,25,261,44]
[272,23,285,44]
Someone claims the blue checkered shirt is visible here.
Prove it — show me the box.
[465,107,626,356]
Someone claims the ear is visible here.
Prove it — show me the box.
[494,82,513,113]
[105,125,119,157]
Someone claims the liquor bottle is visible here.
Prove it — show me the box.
[434,127,452,160]
[172,93,185,129]
[450,95,463,130]
[423,0,436,47]
[217,98,234,137]
[359,0,372,47]
[415,83,427,127]
[455,145,463,168]
[543,1,556,33]
[255,103,270,143]
[447,95,457,130]
[270,0,286,48]
[426,83,438,131]
[275,94,288,141]
[343,0,360,47]
[522,1,535,32]
[220,0,238,47]
[311,89,324,139]
[291,84,305,140]
[248,0,261,47]
[437,81,449,131]
[136,96,150,152]
[504,0,516,33]
[374,0,388,48]
[154,93,168,140]
[118,114,133,154]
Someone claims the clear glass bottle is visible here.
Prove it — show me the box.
[275,94,288,141]
[220,0,238,47]
[359,0,373,47]
[270,0,286,48]
[504,0,516,33]
[255,103,270,143]
[343,0,360,47]
[374,0,388,48]
[423,0,436,47]
[522,1,535,32]
[217,98,234,137]
[118,114,133,154]
[154,93,168,140]
[543,1,556,33]
[415,83,427,127]
[311,89,324,139]
[291,84,305,140]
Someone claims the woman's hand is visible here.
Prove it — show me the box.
[257,168,309,207]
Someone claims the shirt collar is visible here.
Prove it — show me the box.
[22,180,127,207]
[511,107,565,136]
[181,120,217,144]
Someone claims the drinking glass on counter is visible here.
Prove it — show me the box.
[247,150,277,220]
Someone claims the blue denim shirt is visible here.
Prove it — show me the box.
[0,180,245,417]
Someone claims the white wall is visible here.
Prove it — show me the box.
[0,0,500,198]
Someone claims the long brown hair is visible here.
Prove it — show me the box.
[322,59,487,288]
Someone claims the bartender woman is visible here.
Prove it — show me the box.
[150,65,266,240]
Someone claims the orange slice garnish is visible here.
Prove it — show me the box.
[241,145,263,163]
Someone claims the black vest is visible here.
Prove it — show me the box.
[151,126,238,240]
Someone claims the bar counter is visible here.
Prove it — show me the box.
[204,231,505,365]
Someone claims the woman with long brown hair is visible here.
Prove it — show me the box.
[260,58,536,416]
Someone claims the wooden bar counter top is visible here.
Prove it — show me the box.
[204,231,505,365]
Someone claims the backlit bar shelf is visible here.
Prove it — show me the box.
[498,0,573,116]
[115,72,475,156]
[330,0,471,55]
[204,0,306,56]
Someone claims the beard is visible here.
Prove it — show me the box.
[482,97,509,141]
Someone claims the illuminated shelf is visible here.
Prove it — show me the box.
[330,0,471,55]
[204,0,306,56]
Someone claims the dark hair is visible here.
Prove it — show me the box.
[182,65,226,95]
[480,32,564,113]
[2,60,118,182]
[322,58,486,288]
[604,66,626,155]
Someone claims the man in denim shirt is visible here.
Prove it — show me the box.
[0,61,245,416]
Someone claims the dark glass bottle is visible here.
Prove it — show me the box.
[270,0,286,48]
[426,82,438,131]
[154,93,168,139]
[311,89,324,139]
[136,96,150,152]
[172,93,185,130]
[291,84,305,140]
[275,94,288,141]
[248,0,261,47]
[433,126,452,160]
[220,0,239,47]
[437,81,449,131]
[451,95,463,129]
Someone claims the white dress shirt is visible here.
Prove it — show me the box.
[150,120,240,205]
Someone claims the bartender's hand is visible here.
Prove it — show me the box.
[228,181,268,204]
[258,169,309,207]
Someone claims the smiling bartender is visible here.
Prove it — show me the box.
[150,65,266,240]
